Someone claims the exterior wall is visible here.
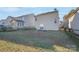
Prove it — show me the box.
[68,15,75,29]
[15,14,35,28]
[0,20,9,27]
[63,18,69,29]
[11,21,17,29]
[70,12,79,35]
[35,12,59,30]
[0,20,5,25]
[6,18,13,27]
[23,14,35,28]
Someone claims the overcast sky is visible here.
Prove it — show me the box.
[0,7,75,21]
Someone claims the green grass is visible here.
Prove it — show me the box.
[0,30,77,52]
[65,31,79,51]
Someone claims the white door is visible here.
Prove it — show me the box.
[39,24,44,30]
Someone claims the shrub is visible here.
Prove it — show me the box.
[0,25,7,31]
[18,27,36,30]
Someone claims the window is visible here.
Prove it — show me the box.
[2,22,5,24]
[22,22,24,26]
[34,16,37,21]
[54,20,57,23]
[35,18,37,21]
[54,19,57,23]
[39,24,44,30]
[17,22,20,26]
[17,22,24,27]
[20,22,22,26]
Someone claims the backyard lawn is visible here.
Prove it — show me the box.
[0,30,77,52]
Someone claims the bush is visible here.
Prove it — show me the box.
[0,25,36,32]
[0,25,7,31]
[5,27,15,31]
[0,25,17,32]
[18,27,36,30]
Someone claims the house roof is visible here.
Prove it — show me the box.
[64,7,79,20]
[10,18,24,22]
[36,10,58,16]
[15,14,34,18]
[7,16,24,22]
[14,20,24,22]
[0,19,7,22]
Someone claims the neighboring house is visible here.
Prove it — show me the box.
[35,9,60,30]
[59,21,64,29]
[10,19,24,29]
[0,9,60,30]
[63,15,69,30]
[14,14,35,28]
[0,16,24,29]
[0,14,35,30]
[0,19,8,27]
[64,7,79,35]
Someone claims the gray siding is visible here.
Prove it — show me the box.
[71,12,79,35]
[35,12,59,30]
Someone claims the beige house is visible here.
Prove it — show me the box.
[14,14,35,28]
[0,9,60,30]
[0,16,24,29]
[0,19,6,26]
[0,14,35,30]
[64,7,79,35]
[35,9,60,30]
